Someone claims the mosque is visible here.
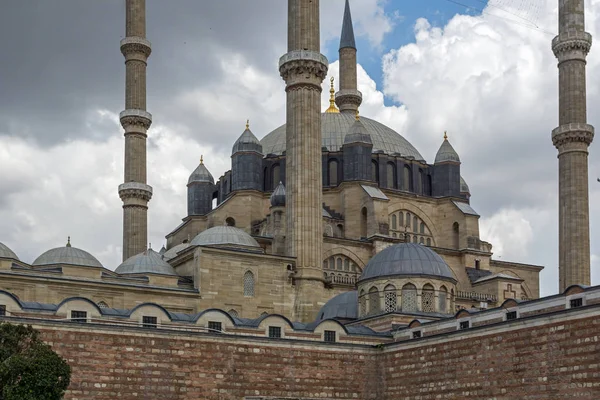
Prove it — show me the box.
[0,0,590,336]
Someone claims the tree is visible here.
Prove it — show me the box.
[0,323,71,400]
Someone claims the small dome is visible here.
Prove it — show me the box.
[191,226,261,249]
[232,125,263,155]
[162,243,191,261]
[434,137,460,164]
[316,291,357,321]
[360,243,455,282]
[33,239,102,268]
[0,242,19,260]
[460,176,470,194]
[270,182,286,207]
[188,159,214,185]
[343,117,372,145]
[115,248,177,276]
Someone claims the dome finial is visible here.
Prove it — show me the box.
[149,242,152,250]
[66,236,71,247]
[325,77,340,114]
[200,155,204,165]
[246,119,250,130]
[444,131,448,140]
[355,109,360,121]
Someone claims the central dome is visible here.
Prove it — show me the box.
[191,226,261,250]
[260,113,424,161]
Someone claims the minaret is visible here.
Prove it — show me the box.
[335,0,362,114]
[118,0,153,261]
[279,0,328,321]
[552,0,594,291]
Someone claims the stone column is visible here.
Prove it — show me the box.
[280,0,328,322]
[119,0,153,261]
[552,0,594,291]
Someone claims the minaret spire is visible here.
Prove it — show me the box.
[552,0,594,291]
[118,0,153,261]
[280,0,328,322]
[335,0,362,114]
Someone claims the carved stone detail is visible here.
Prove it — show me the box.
[120,37,152,59]
[552,123,594,148]
[119,182,153,202]
[120,109,152,131]
[552,32,592,63]
[279,51,328,83]
[335,89,363,109]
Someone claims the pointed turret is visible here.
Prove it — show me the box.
[231,120,264,192]
[270,181,286,207]
[335,0,362,114]
[269,181,286,256]
[342,112,373,182]
[187,156,215,216]
[432,132,461,197]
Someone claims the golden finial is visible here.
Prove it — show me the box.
[66,236,71,247]
[355,110,360,121]
[444,131,448,140]
[246,119,250,130]
[200,155,204,165]
[325,76,340,113]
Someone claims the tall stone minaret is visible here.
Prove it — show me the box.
[552,0,594,291]
[118,0,153,261]
[279,0,328,321]
[335,0,362,114]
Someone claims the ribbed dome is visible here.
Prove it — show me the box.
[191,226,260,249]
[0,242,19,260]
[460,176,470,194]
[232,128,263,155]
[188,161,214,185]
[162,243,191,261]
[316,291,357,321]
[344,118,372,145]
[260,113,424,161]
[434,138,460,164]
[360,243,455,282]
[115,248,177,276]
[33,240,102,268]
[270,182,286,207]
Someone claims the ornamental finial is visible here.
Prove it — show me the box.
[66,236,71,247]
[444,131,448,140]
[355,110,360,121]
[200,155,204,165]
[325,76,340,113]
[246,119,250,130]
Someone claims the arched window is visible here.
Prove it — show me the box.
[263,167,269,191]
[406,213,411,228]
[399,212,404,227]
[438,286,448,313]
[336,258,342,271]
[369,287,380,315]
[402,284,417,312]
[413,236,418,243]
[386,162,397,189]
[359,290,366,316]
[323,260,328,269]
[344,259,350,271]
[403,166,412,191]
[361,207,368,238]
[391,214,397,230]
[427,174,433,196]
[328,160,339,187]
[384,285,397,313]
[420,222,425,234]
[453,222,460,249]
[418,169,424,194]
[272,164,281,189]
[413,216,418,232]
[422,284,435,313]
[243,271,255,297]
[228,309,239,318]
[226,217,236,227]
[97,301,109,309]
[372,161,379,183]
[426,238,431,246]
[419,237,424,244]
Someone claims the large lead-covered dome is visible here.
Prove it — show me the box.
[260,113,424,161]
[33,241,102,268]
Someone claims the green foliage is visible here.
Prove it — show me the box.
[0,323,71,400]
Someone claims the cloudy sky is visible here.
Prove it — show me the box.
[1,0,599,296]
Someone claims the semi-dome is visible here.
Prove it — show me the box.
[188,158,214,185]
[115,248,177,276]
[360,243,455,282]
[316,290,358,321]
[260,113,424,161]
[232,123,263,155]
[0,242,19,260]
[434,136,460,164]
[162,243,191,261]
[460,176,470,194]
[33,239,102,268]
[191,226,260,249]
[270,182,286,207]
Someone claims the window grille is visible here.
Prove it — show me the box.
[208,321,222,332]
[422,287,435,313]
[384,288,397,313]
[243,271,255,297]
[97,301,109,309]
[71,310,87,323]
[142,316,158,328]
[438,289,447,313]
[506,311,517,321]
[324,330,336,343]
[228,309,239,318]
[359,293,367,316]
[0,305,5,316]
[459,321,470,330]
[570,298,583,308]
[369,288,380,315]
[412,330,422,339]
[344,259,350,271]
[402,284,417,312]
[268,326,281,338]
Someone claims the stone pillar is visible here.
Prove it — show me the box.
[335,0,362,113]
[280,0,328,322]
[552,0,594,291]
[119,0,153,261]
